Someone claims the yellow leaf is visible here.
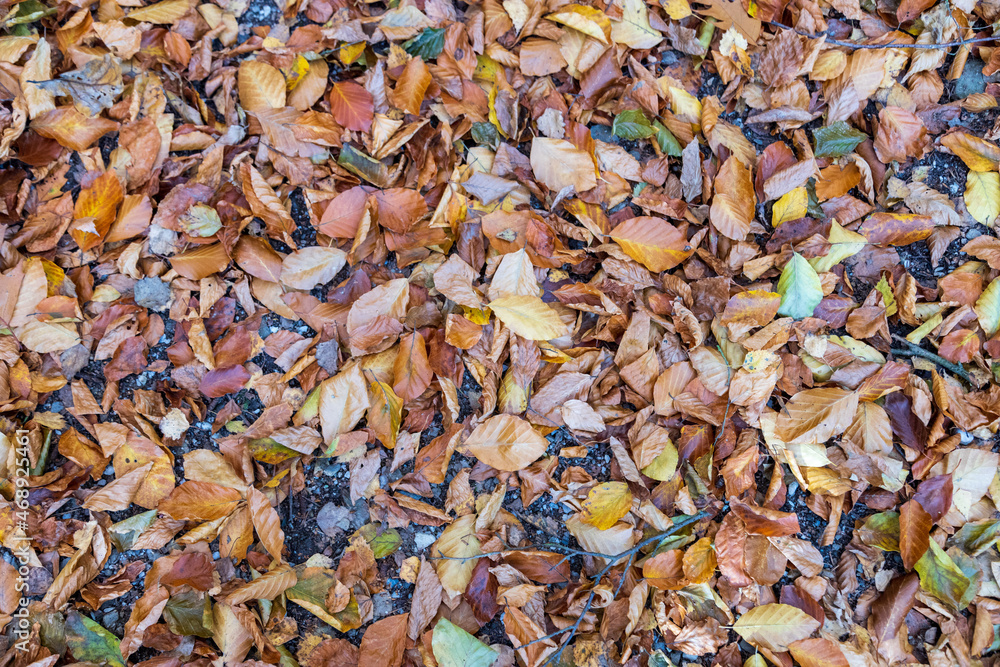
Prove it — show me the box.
[238,60,286,112]
[581,482,632,530]
[732,603,820,652]
[941,131,1000,172]
[609,216,692,272]
[874,276,897,316]
[127,0,191,24]
[433,515,482,596]
[964,170,1000,226]
[610,0,662,49]
[668,86,702,125]
[282,54,310,91]
[367,381,402,450]
[771,187,807,227]
[810,220,867,273]
[339,42,366,65]
[546,5,611,44]
[661,0,692,19]
[975,277,1000,337]
[489,295,567,340]
[905,312,942,344]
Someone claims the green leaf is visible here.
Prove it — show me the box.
[858,511,900,551]
[65,611,126,667]
[471,122,499,149]
[914,540,973,610]
[613,109,655,140]
[404,27,446,60]
[355,523,402,558]
[164,590,214,638]
[648,650,677,667]
[338,144,389,186]
[812,121,867,158]
[805,178,825,219]
[431,618,499,667]
[108,509,158,552]
[248,437,300,465]
[653,120,682,156]
[953,519,1000,556]
[776,252,823,320]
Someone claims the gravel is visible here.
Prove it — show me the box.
[134,277,172,311]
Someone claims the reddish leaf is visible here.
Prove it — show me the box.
[899,498,931,570]
[200,365,251,398]
[358,613,407,667]
[329,81,374,132]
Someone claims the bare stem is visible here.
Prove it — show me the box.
[890,334,971,383]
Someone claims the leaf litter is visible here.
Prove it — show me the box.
[2,0,1000,666]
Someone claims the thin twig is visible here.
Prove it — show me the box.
[503,511,711,665]
[766,20,997,50]
[890,334,971,383]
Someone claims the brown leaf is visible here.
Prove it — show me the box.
[158,481,242,521]
[393,332,433,401]
[710,156,755,240]
[392,56,431,116]
[329,81,374,132]
[358,613,408,667]
[407,557,442,640]
[731,499,801,536]
[248,486,286,564]
[899,498,931,570]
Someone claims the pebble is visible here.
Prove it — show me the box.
[134,277,172,311]
[954,58,986,99]
[372,591,394,619]
[104,610,119,626]
[315,340,340,375]
[414,532,437,550]
[590,124,616,144]
[317,503,352,537]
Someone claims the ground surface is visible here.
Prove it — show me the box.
[3,1,1000,667]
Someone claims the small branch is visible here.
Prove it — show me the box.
[500,511,711,666]
[766,20,997,50]
[890,335,971,383]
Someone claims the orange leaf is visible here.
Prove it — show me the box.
[32,106,119,151]
[170,243,231,280]
[329,81,373,132]
[392,56,431,116]
[393,332,433,401]
[374,188,428,233]
[730,499,800,537]
[71,170,123,251]
[899,498,931,570]
[938,329,979,364]
[788,637,849,667]
[710,156,755,240]
[609,216,692,272]
[859,212,935,246]
[158,480,242,521]
[358,613,408,667]
[234,236,284,283]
